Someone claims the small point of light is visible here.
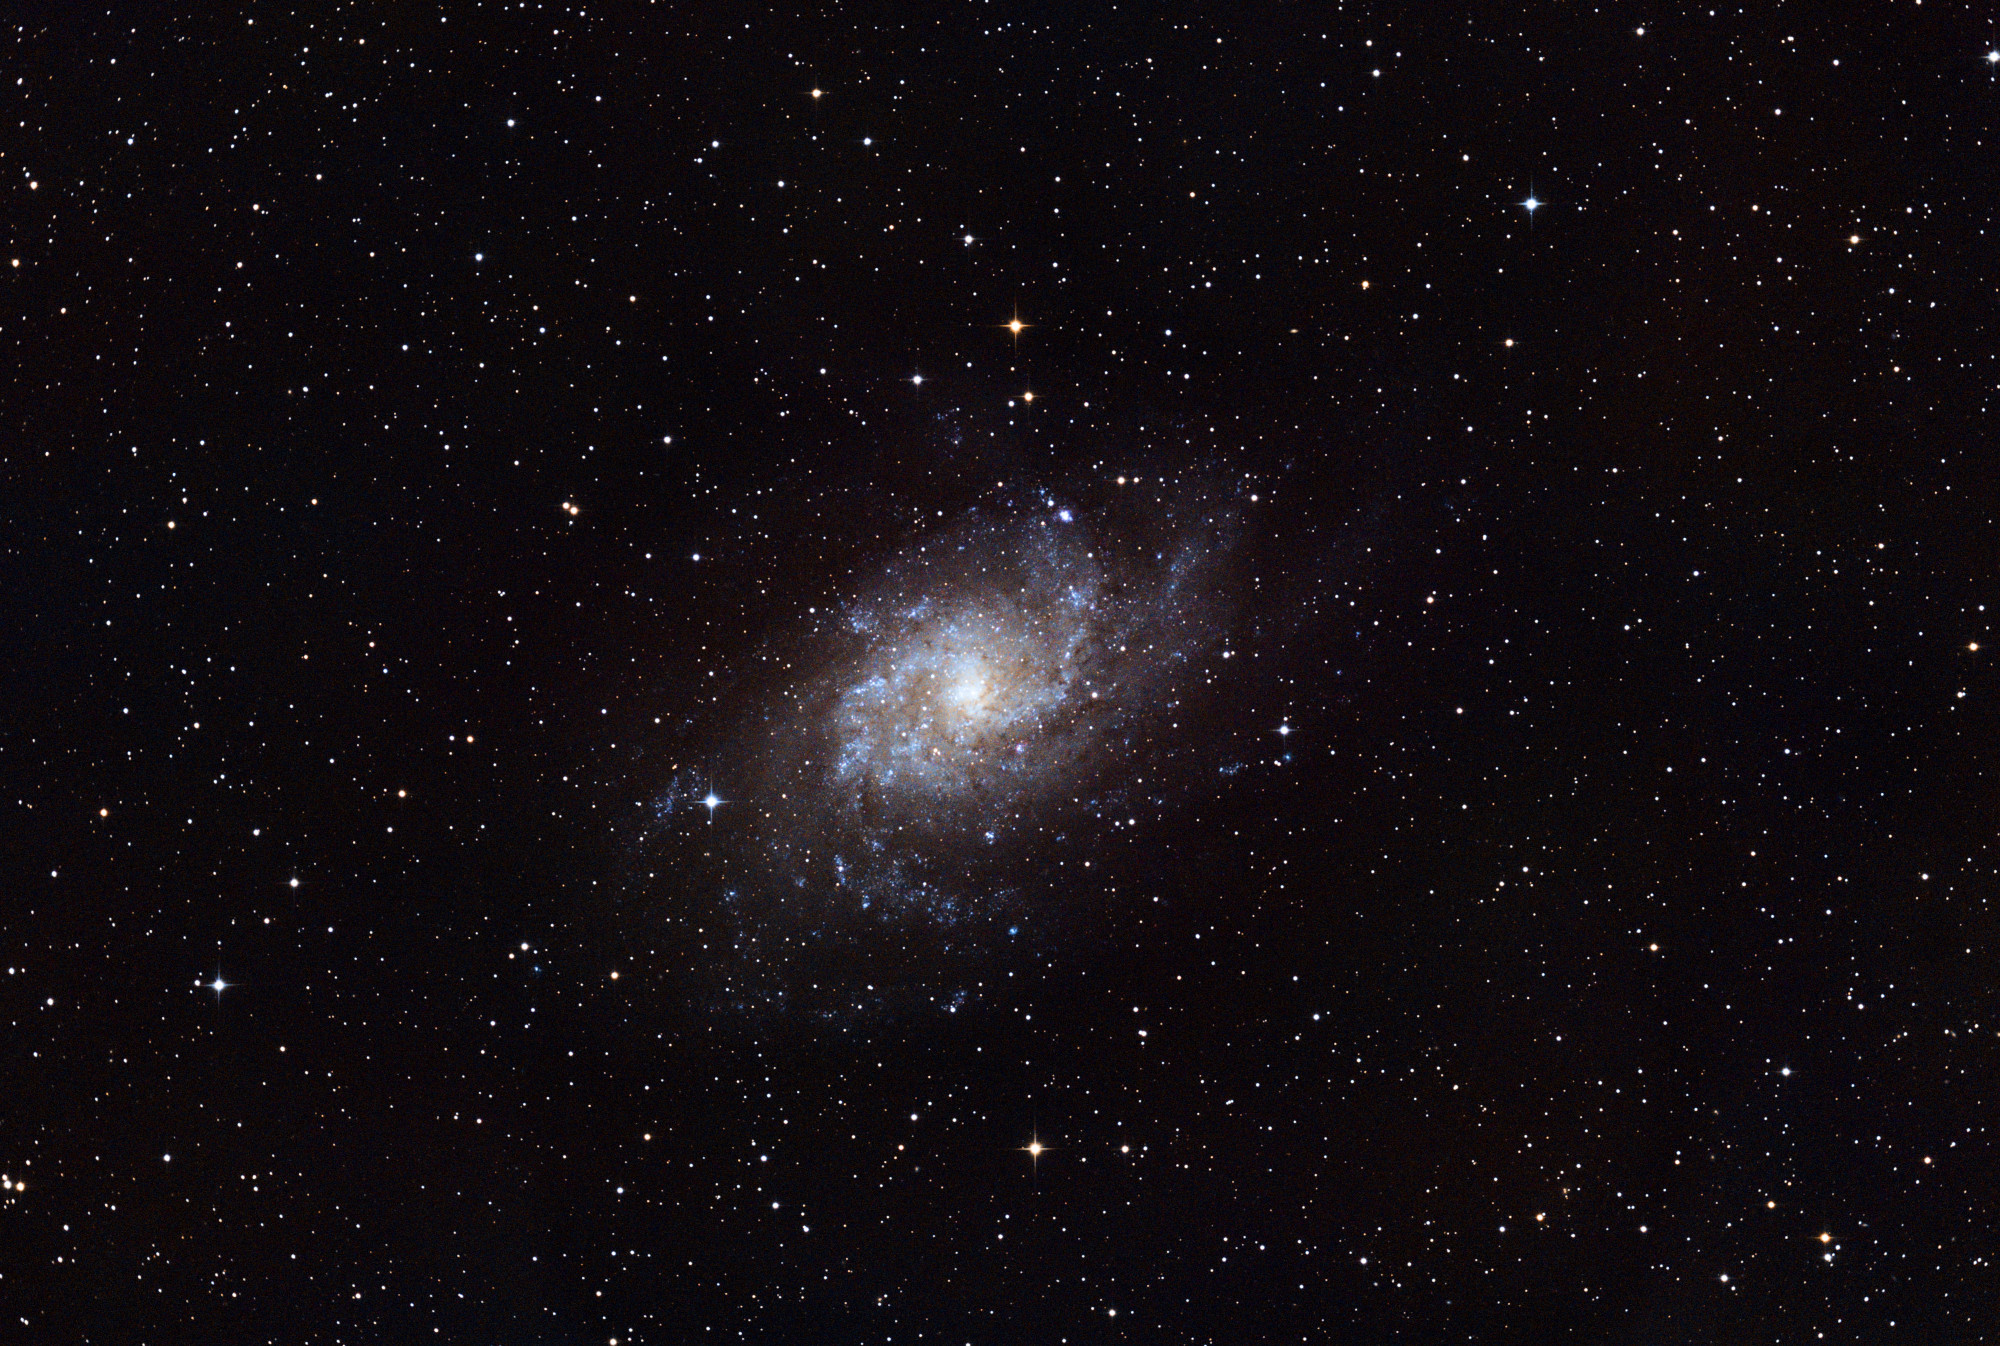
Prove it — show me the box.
[1523,195,1541,213]
[911,373,923,385]
[811,88,823,98]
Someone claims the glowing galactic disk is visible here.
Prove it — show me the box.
[767,488,1239,863]
[634,480,1243,1011]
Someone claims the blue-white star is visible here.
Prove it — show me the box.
[1522,195,1541,214]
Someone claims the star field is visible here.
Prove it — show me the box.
[5,2,1999,1342]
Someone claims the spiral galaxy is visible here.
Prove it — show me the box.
[635,479,1245,1011]
[775,489,1230,853]
[821,504,1223,830]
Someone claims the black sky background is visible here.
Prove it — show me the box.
[6,1,1999,1341]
